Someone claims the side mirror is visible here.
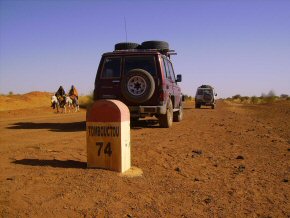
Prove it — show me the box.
[176,74,182,82]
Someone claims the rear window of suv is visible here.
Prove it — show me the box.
[101,57,121,78]
[197,89,213,95]
[124,56,157,76]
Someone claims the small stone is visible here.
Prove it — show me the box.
[287,148,290,151]
[283,179,288,183]
[194,177,200,182]
[192,149,203,155]
[236,155,244,160]
[127,214,132,218]
[204,197,212,204]
[175,167,181,172]
[6,177,15,181]
[238,165,245,172]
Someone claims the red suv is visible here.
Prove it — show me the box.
[93,41,183,128]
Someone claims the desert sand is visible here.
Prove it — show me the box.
[0,92,289,217]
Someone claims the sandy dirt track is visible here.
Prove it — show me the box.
[0,94,289,217]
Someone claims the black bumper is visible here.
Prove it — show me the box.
[128,105,167,118]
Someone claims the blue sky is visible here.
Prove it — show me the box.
[0,0,290,98]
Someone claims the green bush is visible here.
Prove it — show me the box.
[280,94,289,99]
[232,94,241,100]
[240,96,250,102]
[263,96,277,103]
[183,94,193,101]
[267,90,276,97]
[250,96,259,104]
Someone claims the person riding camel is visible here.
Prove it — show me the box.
[68,85,79,105]
[55,86,66,107]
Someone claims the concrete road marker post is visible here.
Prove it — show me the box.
[86,100,131,173]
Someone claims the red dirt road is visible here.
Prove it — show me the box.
[0,97,289,217]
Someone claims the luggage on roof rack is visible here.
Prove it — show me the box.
[141,41,169,50]
[114,42,140,50]
[199,85,213,89]
[113,40,176,58]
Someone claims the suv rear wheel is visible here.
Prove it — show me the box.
[173,104,183,122]
[159,99,173,128]
[121,69,155,104]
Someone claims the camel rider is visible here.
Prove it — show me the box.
[55,86,66,104]
[68,85,79,105]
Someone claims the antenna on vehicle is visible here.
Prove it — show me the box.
[124,16,128,42]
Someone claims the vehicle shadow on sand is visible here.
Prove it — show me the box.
[184,107,213,110]
[12,159,87,169]
[7,121,86,132]
[131,119,160,129]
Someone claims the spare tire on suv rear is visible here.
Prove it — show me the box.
[141,41,169,50]
[121,69,155,104]
[114,42,140,50]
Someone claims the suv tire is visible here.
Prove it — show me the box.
[159,99,173,128]
[173,104,183,122]
[121,69,155,104]
[141,41,169,50]
[115,42,140,50]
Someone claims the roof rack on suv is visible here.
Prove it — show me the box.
[113,49,177,58]
[113,41,177,58]
[199,85,213,89]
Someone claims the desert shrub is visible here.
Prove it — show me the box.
[8,91,14,95]
[257,90,279,103]
[280,94,289,99]
[263,96,278,103]
[183,95,193,101]
[79,91,94,108]
[240,96,250,102]
[250,96,259,104]
[232,94,241,100]
[267,90,276,97]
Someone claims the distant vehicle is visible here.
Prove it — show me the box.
[195,85,217,109]
[93,41,183,128]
